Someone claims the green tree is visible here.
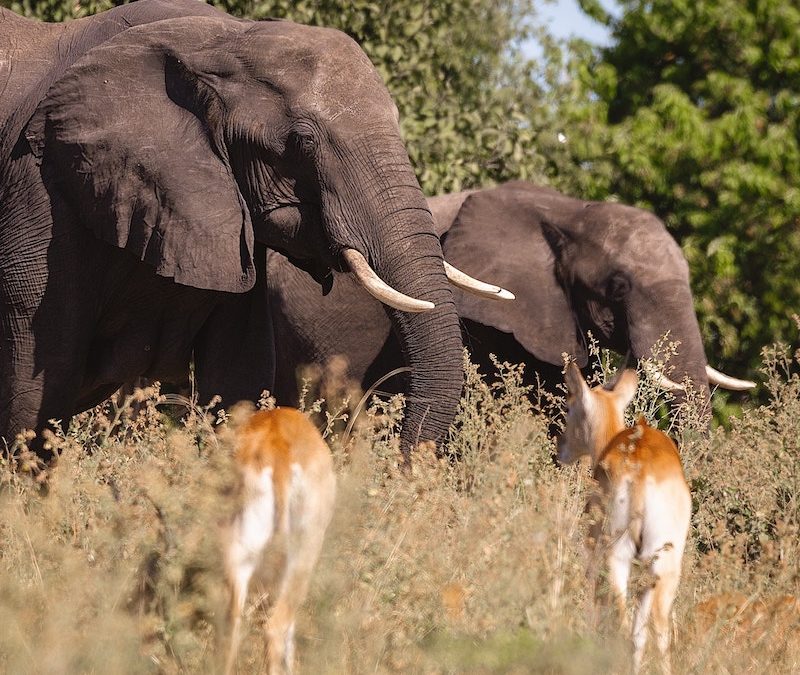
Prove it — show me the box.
[558,0,800,381]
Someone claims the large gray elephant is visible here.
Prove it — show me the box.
[269,181,754,409]
[0,0,507,457]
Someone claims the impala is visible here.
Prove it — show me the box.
[223,407,336,675]
[557,364,691,674]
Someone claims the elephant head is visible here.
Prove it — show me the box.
[5,4,508,455]
[437,182,754,399]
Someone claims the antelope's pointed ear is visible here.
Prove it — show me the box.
[28,17,255,294]
[565,362,589,399]
[612,369,638,409]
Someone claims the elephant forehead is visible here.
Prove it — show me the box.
[133,15,242,47]
[242,23,393,123]
[618,228,687,277]
[442,186,589,366]
[585,204,688,276]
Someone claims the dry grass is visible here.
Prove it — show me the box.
[0,344,798,674]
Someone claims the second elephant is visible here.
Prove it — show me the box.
[269,181,754,409]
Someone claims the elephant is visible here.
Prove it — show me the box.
[0,0,510,458]
[268,181,754,413]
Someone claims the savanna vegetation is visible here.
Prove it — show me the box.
[1,0,799,672]
[0,344,798,673]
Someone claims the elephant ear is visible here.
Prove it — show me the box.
[441,186,588,367]
[26,18,255,293]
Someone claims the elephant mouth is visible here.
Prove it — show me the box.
[586,299,615,339]
[284,254,334,294]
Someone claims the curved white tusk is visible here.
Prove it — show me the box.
[643,363,685,392]
[443,262,516,301]
[342,249,435,312]
[705,365,756,391]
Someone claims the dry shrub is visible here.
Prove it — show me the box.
[301,357,619,675]
[0,386,237,674]
[0,342,798,673]
[675,342,800,674]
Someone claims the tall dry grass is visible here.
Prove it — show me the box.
[0,343,798,673]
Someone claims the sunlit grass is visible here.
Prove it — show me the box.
[0,344,797,673]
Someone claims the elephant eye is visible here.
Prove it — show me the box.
[608,273,630,301]
[297,134,316,154]
[292,121,319,155]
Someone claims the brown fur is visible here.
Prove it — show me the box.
[597,419,684,484]
[224,407,336,675]
[234,408,326,472]
[593,419,685,550]
[585,387,625,457]
[559,365,691,674]
[234,408,328,528]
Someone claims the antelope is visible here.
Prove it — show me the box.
[556,363,691,674]
[223,406,336,675]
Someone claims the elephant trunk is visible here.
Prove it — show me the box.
[325,133,463,459]
[377,239,463,458]
[627,280,711,411]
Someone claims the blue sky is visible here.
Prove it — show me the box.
[523,0,620,58]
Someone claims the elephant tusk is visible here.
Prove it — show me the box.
[342,249,435,312]
[705,365,757,391]
[642,363,685,392]
[443,262,516,301]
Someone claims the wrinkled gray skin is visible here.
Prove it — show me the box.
[0,0,462,457]
[270,181,712,409]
